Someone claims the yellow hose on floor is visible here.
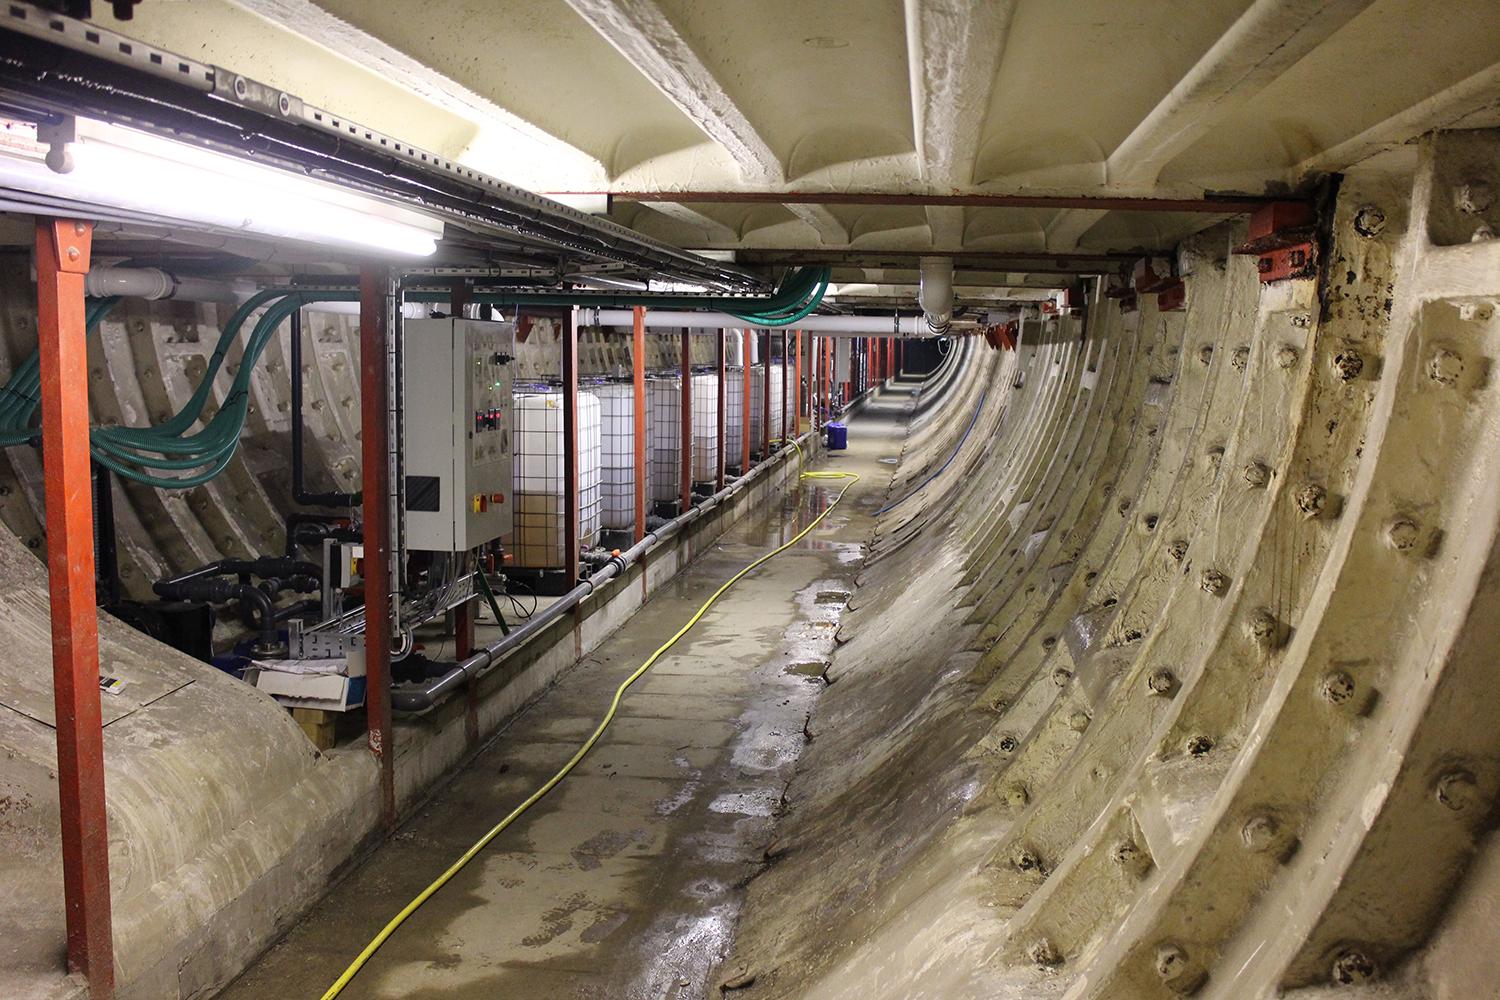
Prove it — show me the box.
[319,461,859,999]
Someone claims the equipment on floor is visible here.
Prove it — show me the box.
[826,421,848,450]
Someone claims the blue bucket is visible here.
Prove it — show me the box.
[825,422,848,450]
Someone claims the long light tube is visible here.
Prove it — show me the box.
[0,119,441,257]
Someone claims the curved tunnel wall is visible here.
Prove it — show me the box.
[723,134,1500,1000]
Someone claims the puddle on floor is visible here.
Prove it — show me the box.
[783,659,830,682]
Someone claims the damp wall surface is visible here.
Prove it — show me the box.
[720,133,1500,1000]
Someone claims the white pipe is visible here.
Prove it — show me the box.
[303,300,433,319]
[580,308,947,338]
[83,266,248,302]
[917,256,954,334]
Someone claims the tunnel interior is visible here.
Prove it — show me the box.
[2,3,1500,1000]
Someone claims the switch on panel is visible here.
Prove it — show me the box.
[403,318,515,552]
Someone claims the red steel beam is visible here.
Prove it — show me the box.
[448,276,476,737]
[822,336,832,417]
[358,264,396,828]
[679,330,692,510]
[740,332,752,474]
[794,330,803,436]
[715,330,726,492]
[551,190,1281,213]
[36,218,114,998]
[780,331,789,448]
[562,308,580,583]
[760,332,771,459]
[632,307,647,542]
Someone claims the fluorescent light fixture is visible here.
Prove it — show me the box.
[0,118,442,257]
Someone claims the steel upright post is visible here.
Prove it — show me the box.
[36,217,114,998]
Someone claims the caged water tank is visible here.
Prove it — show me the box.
[646,376,681,504]
[725,366,746,467]
[647,374,721,500]
[747,363,785,456]
[689,373,718,482]
[509,389,601,568]
[590,382,643,532]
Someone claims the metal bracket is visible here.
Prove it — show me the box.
[1233,202,1319,283]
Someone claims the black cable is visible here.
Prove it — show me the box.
[504,576,539,620]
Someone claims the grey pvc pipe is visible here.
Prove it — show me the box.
[578,308,952,337]
[83,266,249,302]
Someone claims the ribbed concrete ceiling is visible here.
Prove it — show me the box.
[98,0,1500,256]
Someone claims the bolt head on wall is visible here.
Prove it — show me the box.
[1296,484,1327,519]
[1427,348,1464,386]
[1435,769,1477,812]
[1385,517,1420,553]
[1353,205,1387,238]
[1319,671,1357,707]
[1148,668,1179,696]
[1331,349,1364,381]
[1331,949,1377,986]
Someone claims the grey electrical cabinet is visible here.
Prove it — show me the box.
[402,318,514,552]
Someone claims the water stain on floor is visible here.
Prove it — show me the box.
[219,408,900,1000]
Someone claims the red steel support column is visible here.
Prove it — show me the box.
[779,331,789,447]
[359,264,396,828]
[631,307,647,542]
[449,279,476,740]
[562,308,580,583]
[760,332,771,457]
[740,331,752,474]
[715,330,726,492]
[679,330,692,510]
[825,337,833,418]
[814,335,823,430]
[794,330,803,436]
[447,277,477,665]
[37,218,114,998]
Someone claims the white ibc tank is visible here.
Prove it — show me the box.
[591,383,641,531]
[746,364,786,455]
[647,377,681,504]
[510,390,601,568]
[725,366,746,466]
[690,373,718,482]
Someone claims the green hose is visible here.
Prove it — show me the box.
[0,288,360,488]
[92,291,356,489]
[1,266,830,486]
[727,270,830,326]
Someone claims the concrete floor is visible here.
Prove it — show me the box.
[219,393,904,999]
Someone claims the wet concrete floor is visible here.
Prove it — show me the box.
[220,393,909,1000]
